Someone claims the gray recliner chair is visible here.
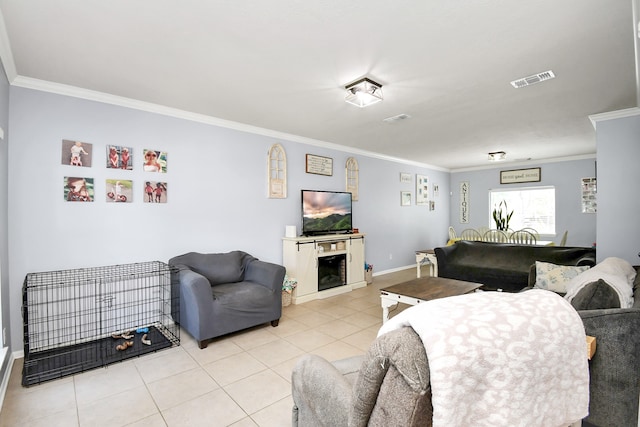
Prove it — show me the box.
[169,251,285,349]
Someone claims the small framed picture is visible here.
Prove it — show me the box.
[400,172,412,183]
[106,179,133,203]
[143,149,167,173]
[64,177,94,202]
[401,191,411,206]
[62,140,92,167]
[416,174,429,205]
[305,154,333,176]
[144,181,167,203]
[106,145,133,170]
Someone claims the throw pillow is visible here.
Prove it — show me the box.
[564,257,635,308]
[570,279,621,310]
[534,261,590,293]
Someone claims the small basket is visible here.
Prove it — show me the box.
[282,291,292,307]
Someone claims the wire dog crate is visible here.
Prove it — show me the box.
[22,261,180,386]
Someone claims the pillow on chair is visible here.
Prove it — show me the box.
[570,279,621,310]
[183,251,251,285]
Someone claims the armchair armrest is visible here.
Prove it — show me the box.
[174,266,215,339]
[292,354,353,427]
[244,260,285,292]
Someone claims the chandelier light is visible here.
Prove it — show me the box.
[345,77,383,108]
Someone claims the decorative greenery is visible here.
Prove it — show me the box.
[282,275,298,294]
[492,200,514,231]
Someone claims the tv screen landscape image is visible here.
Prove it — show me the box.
[302,190,352,235]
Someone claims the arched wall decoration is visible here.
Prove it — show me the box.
[267,143,287,198]
[345,157,359,201]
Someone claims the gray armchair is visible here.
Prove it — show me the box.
[169,251,285,349]
[292,326,433,426]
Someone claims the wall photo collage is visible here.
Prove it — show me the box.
[61,139,168,204]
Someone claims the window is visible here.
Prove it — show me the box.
[489,186,555,235]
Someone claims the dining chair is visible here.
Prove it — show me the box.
[448,226,457,241]
[559,230,568,246]
[476,226,490,237]
[509,230,537,245]
[460,228,483,241]
[483,229,509,243]
[519,227,540,239]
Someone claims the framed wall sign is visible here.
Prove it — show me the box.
[416,174,429,205]
[459,181,469,223]
[400,172,412,183]
[500,167,541,184]
[581,177,597,213]
[305,154,333,176]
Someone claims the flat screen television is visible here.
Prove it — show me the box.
[301,190,353,236]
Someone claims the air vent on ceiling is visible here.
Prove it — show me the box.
[383,113,412,123]
[510,70,555,88]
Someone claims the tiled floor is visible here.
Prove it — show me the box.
[0,268,418,427]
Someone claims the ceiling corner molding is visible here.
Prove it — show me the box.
[11,76,444,172]
[588,107,640,129]
[450,153,597,174]
[0,8,17,82]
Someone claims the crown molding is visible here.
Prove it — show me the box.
[11,76,446,172]
[588,107,640,129]
[450,153,596,173]
[0,8,17,82]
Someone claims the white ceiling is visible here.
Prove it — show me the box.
[0,0,637,170]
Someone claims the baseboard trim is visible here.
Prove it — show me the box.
[373,264,416,276]
[0,348,14,414]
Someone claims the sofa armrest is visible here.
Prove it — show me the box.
[434,244,458,277]
[579,308,640,427]
[291,354,353,427]
[244,260,285,292]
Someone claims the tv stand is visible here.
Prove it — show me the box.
[282,233,366,304]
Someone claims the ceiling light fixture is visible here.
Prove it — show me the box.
[345,77,383,108]
[488,151,506,161]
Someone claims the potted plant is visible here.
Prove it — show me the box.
[492,200,514,231]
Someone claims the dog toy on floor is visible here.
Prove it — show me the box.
[116,341,134,351]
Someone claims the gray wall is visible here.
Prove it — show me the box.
[0,55,10,382]
[595,114,640,264]
[6,87,449,351]
[449,159,598,247]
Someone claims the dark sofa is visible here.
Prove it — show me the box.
[435,240,596,292]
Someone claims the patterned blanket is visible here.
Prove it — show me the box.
[378,289,589,427]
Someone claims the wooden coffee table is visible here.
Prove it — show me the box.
[380,276,482,323]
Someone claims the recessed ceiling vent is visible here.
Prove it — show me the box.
[510,70,555,88]
[383,113,412,123]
